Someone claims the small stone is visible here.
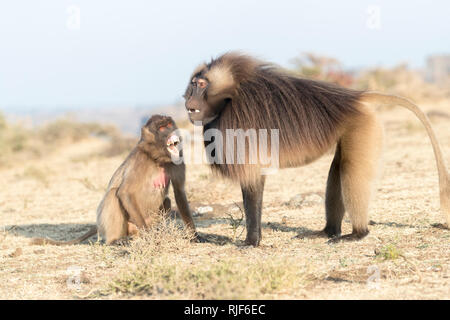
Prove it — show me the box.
[195,206,213,215]
[303,194,324,206]
[9,247,23,258]
[285,194,303,208]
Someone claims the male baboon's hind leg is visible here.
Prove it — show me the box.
[337,110,383,240]
[324,143,345,238]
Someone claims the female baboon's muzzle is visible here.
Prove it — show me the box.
[166,133,181,159]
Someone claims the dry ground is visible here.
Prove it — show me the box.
[0,100,449,299]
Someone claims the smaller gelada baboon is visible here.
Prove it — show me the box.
[31,115,198,245]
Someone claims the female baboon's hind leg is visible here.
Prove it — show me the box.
[324,143,345,238]
[336,110,383,241]
[98,188,129,245]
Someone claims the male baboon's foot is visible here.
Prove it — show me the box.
[327,229,369,244]
[323,225,342,238]
[191,233,207,243]
[245,231,261,247]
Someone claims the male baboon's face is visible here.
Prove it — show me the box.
[183,76,230,126]
[141,115,181,162]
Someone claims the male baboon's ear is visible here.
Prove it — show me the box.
[141,126,155,142]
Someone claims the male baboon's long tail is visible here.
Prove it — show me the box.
[360,92,450,227]
[30,226,97,246]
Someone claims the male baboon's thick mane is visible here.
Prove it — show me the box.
[204,53,364,169]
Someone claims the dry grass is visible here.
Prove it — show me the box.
[0,100,449,299]
[89,218,308,299]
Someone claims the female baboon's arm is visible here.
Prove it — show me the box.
[171,169,196,235]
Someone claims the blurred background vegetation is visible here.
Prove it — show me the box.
[0,112,136,166]
[291,52,450,101]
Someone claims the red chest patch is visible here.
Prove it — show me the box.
[152,168,170,189]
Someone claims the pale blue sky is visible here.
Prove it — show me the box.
[0,0,449,109]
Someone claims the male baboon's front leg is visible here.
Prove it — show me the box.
[162,197,171,212]
[159,196,171,213]
[241,178,265,246]
[324,143,346,238]
[172,179,199,241]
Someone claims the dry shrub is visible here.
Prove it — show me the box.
[290,52,354,87]
[37,119,117,144]
[37,117,137,158]
[0,112,31,165]
[106,256,306,299]
[100,134,137,157]
[95,217,308,299]
[375,244,402,261]
[21,166,51,186]
[0,113,131,165]
[125,216,195,259]
[354,64,450,102]
[289,52,450,103]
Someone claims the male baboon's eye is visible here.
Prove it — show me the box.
[198,79,207,88]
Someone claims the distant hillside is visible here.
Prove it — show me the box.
[4,102,188,136]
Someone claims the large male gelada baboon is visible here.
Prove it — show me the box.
[184,52,450,246]
[31,115,198,245]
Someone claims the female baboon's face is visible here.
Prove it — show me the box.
[141,115,181,162]
[183,76,230,126]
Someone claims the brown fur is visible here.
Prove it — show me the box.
[31,115,198,246]
[184,52,450,245]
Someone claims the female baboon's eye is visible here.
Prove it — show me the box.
[159,126,165,132]
[167,122,173,128]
